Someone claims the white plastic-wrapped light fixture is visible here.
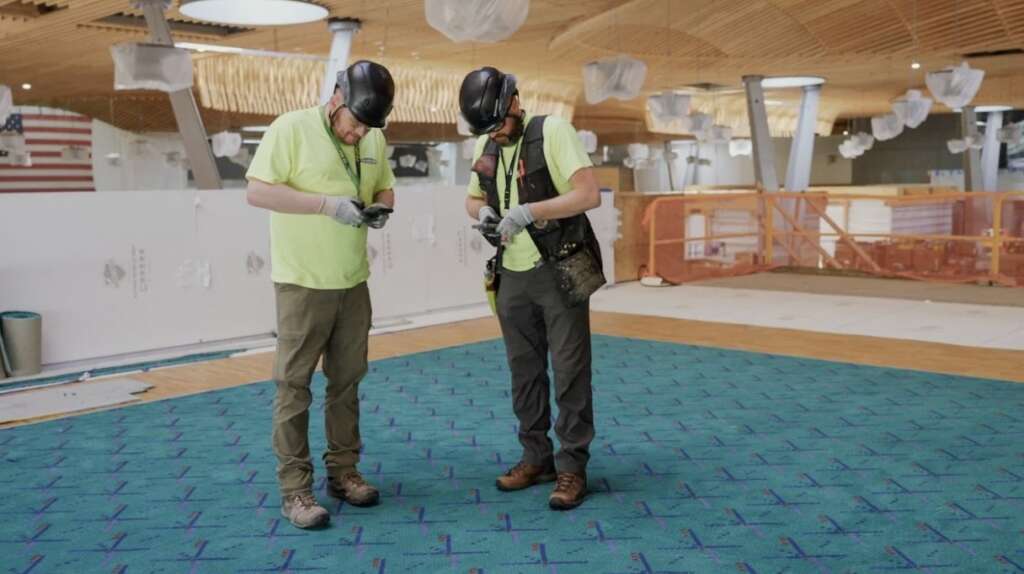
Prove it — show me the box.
[647,92,690,124]
[837,132,875,159]
[582,55,647,104]
[891,89,932,129]
[111,43,193,92]
[682,111,712,135]
[0,84,11,124]
[926,62,985,109]
[871,113,903,141]
[852,132,875,151]
[211,131,242,158]
[705,124,732,145]
[623,142,650,169]
[577,130,598,154]
[997,122,1024,145]
[425,0,529,43]
[728,139,752,157]
[946,135,984,154]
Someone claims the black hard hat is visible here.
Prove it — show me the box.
[336,60,395,128]
[459,66,517,135]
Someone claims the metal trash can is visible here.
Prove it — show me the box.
[1,311,42,377]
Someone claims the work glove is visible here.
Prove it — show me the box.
[496,204,534,244]
[473,205,501,247]
[362,202,393,229]
[321,195,365,227]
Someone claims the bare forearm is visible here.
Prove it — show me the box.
[373,188,395,209]
[466,196,487,220]
[526,167,601,220]
[246,179,323,215]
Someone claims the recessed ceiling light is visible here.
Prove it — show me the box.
[911,61,921,70]
[975,105,1013,113]
[761,76,825,89]
[21,83,31,90]
[842,130,849,136]
[179,0,328,27]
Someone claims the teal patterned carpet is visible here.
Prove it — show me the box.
[1,335,1022,573]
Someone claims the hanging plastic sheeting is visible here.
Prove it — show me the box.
[211,131,242,158]
[577,130,598,154]
[111,43,193,92]
[425,0,529,43]
[623,142,650,169]
[891,89,933,129]
[0,84,11,124]
[647,92,690,124]
[871,113,904,141]
[997,122,1024,145]
[582,55,647,104]
[925,62,985,110]
[728,138,752,157]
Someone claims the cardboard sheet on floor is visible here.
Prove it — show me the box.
[0,377,152,424]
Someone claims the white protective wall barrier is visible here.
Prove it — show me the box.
[0,184,619,367]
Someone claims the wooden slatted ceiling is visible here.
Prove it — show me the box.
[2,0,1024,142]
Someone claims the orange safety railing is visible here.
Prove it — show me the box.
[641,190,1024,286]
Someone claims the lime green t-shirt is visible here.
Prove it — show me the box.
[246,106,395,289]
[467,114,593,271]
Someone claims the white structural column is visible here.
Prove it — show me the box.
[743,75,779,192]
[981,110,1003,192]
[961,106,982,192]
[136,0,222,190]
[320,18,362,105]
[784,85,821,192]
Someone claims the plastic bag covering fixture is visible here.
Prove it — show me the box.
[891,89,932,129]
[729,139,752,157]
[577,130,598,154]
[871,113,903,141]
[697,124,732,145]
[111,43,193,92]
[425,0,529,43]
[682,111,712,135]
[211,131,242,158]
[946,135,984,154]
[647,92,690,124]
[582,55,647,104]
[998,122,1023,145]
[623,142,650,168]
[926,62,985,110]
[0,85,11,124]
[837,132,874,159]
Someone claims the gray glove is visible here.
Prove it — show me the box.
[497,204,534,244]
[321,195,365,227]
[363,202,392,229]
[478,205,500,224]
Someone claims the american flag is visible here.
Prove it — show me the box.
[0,107,95,193]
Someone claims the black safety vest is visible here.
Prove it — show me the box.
[472,115,606,305]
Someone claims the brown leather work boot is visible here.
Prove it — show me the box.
[549,472,587,510]
[281,491,330,529]
[495,460,557,492]
[326,471,380,507]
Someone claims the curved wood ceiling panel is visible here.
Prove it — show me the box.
[1,0,1023,142]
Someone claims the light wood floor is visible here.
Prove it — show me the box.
[4,310,1023,428]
